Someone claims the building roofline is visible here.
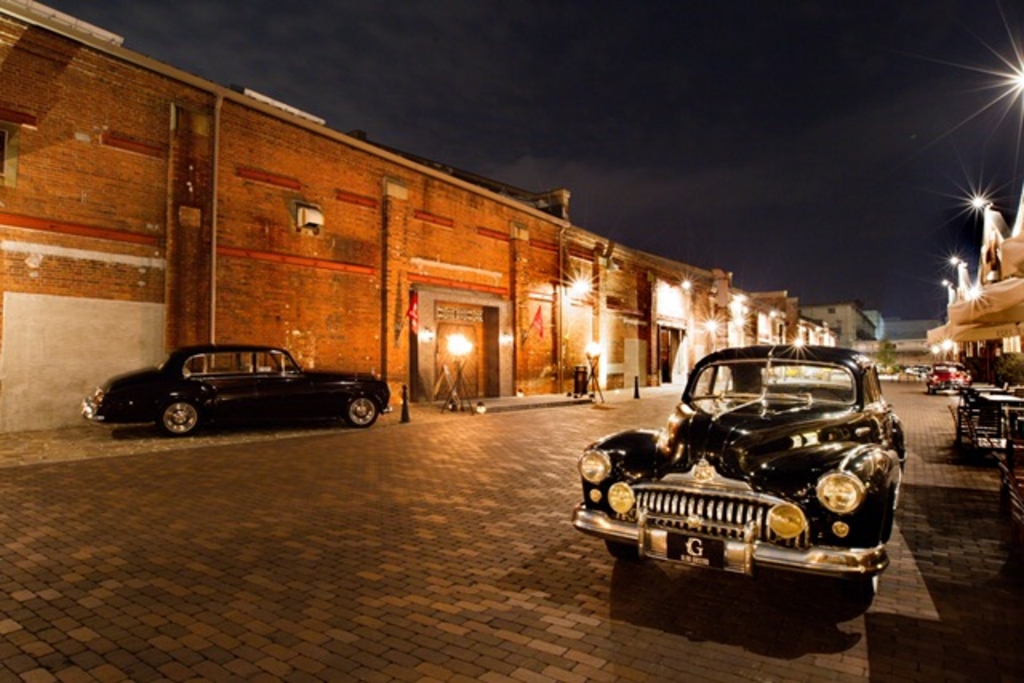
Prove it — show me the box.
[0,1,571,230]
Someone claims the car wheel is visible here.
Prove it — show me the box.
[159,401,201,436]
[841,574,878,605]
[605,540,641,561]
[345,397,379,428]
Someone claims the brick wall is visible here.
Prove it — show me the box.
[0,7,759,430]
[0,18,198,359]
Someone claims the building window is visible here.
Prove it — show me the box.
[0,123,19,187]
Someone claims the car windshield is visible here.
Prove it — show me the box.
[688,359,856,413]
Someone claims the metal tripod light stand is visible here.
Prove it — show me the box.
[585,342,605,403]
[442,333,475,413]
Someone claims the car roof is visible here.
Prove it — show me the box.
[167,344,291,360]
[694,345,871,375]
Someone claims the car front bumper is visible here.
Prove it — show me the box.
[572,503,888,578]
[80,398,104,422]
[929,380,968,391]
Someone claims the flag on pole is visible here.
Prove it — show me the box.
[406,291,419,334]
[531,306,543,339]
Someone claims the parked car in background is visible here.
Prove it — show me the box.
[926,363,971,394]
[82,345,391,436]
[572,345,905,601]
[904,365,931,379]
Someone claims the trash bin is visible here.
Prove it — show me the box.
[573,365,588,396]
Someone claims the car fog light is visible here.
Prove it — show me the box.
[767,503,807,539]
[817,472,865,514]
[579,450,612,484]
[588,489,603,503]
[832,521,850,538]
[607,482,635,514]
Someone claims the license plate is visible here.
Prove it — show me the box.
[666,533,725,569]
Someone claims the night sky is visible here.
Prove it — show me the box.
[38,0,1024,320]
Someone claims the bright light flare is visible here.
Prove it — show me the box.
[567,274,592,298]
[447,333,473,357]
[919,12,1024,190]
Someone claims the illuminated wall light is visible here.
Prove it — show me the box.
[447,333,473,357]
[569,276,592,298]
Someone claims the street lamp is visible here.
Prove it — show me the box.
[941,338,955,362]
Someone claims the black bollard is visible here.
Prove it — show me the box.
[634,375,640,399]
[401,384,410,423]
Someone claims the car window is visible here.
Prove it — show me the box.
[863,368,881,405]
[692,362,763,397]
[255,351,301,375]
[255,351,281,373]
[183,352,255,377]
[690,360,855,410]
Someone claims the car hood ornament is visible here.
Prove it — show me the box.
[692,457,716,482]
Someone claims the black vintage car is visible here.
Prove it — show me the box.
[82,345,391,436]
[572,345,905,600]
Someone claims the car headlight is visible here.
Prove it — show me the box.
[767,503,807,539]
[607,482,635,514]
[579,449,612,484]
[817,472,866,514]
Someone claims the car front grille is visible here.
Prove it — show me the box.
[635,486,810,549]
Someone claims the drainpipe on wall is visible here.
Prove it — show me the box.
[557,226,566,392]
[209,94,223,343]
[380,193,389,379]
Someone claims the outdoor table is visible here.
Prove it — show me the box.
[953,390,1024,453]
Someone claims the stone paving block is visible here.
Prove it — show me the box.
[0,385,1022,680]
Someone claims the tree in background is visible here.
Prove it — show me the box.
[877,339,898,374]
[996,353,1024,387]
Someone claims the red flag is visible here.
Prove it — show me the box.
[406,291,419,334]
[531,306,543,339]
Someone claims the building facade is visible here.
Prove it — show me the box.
[0,3,834,432]
[799,301,876,348]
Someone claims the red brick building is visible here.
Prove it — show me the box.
[0,2,828,432]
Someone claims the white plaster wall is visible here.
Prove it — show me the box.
[623,338,648,389]
[0,293,165,432]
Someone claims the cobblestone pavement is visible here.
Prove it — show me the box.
[0,383,1021,682]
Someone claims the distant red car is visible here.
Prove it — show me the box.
[926,363,971,394]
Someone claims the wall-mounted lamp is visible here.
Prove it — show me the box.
[292,201,324,233]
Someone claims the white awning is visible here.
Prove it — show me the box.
[927,320,1024,344]
[948,277,1024,326]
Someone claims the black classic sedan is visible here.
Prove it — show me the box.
[572,344,905,600]
[82,345,391,436]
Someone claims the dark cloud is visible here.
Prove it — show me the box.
[42,0,1024,319]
